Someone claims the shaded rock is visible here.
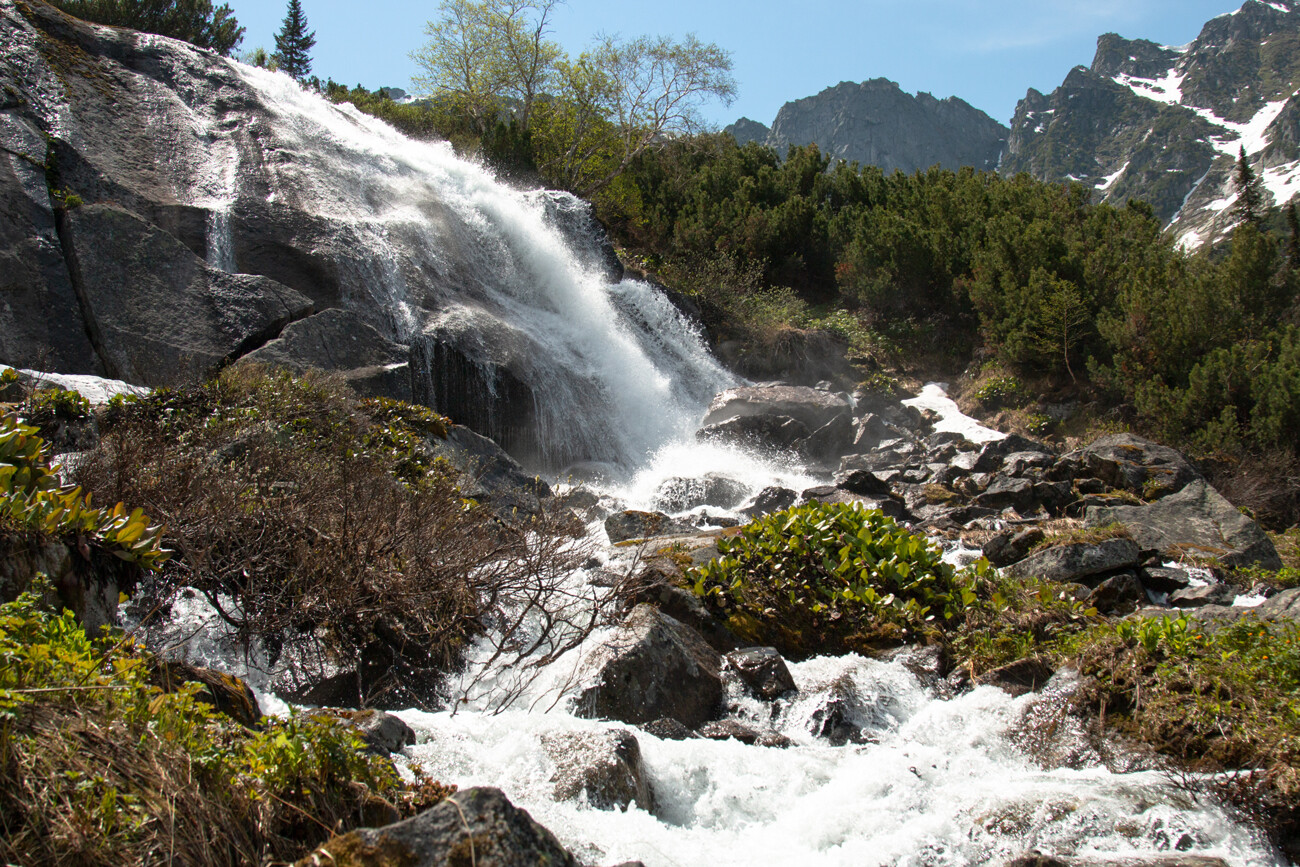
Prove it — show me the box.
[1085,480,1281,569]
[1139,566,1195,594]
[695,720,792,748]
[1002,451,1056,477]
[343,709,417,755]
[1006,853,1229,867]
[975,657,1055,697]
[1169,583,1237,609]
[151,662,261,728]
[641,718,698,741]
[431,424,553,519]
[63,204,315,385]
[833,468,894,498]
[626,561,741,653]
[1005,539,1141,584]
[541,728,654,812]
[653,474,750,513]
[982,527,1045,568]
[974,476,1036,512]
[796,412,855,465]
[740,486,798,518]
[696,412,811,451]
[575,605,723,728]
[604,510,694,544]
[724,646,797,700]
[303,786,579,867]
[242,308,412,402]
[1074,433,1201,499]
[701,385,852,432]
[808,676,869,746]
[1086,572,1146,615]
[0,537,133,633]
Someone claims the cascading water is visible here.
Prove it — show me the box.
[141,64,1286,866]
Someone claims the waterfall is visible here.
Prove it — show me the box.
[226,66,737,472]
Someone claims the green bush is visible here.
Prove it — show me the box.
[690,501,984,655]
[0,586,436,865]
[972,376,1028,410]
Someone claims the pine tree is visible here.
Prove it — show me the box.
[273,0,316,81]
[1286,201,1300,270]
[1233,146,1264,226]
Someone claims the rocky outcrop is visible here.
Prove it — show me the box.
[1004,538,1142,584]
[541,728,654,812]
[296,787,580,867]
[574,604,723,728]
[1004,1,1300,246]
[729,79,1008,175]
[1085,480,1282,569]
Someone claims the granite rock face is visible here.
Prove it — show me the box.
[727,79,1008,175]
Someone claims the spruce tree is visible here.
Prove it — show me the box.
[1233,146,1264,226]
[1286,201,1300,270]
[273,0,316,81]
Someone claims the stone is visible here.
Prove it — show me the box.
[151,662,262,728]
[1086,573,1147,615]
[974,476,1036,512]
[740,486,798,518]
[695,413,811,452]
[1085,480,1281,569]
[641,718,698,740]
[344,709,417,754]
[982,527,1046,568]
[541,728,654,812]
[724,646,798,699]
[62,204,315,385]
[652,474,750,513]
[604,510,695,544]
[833,468,895,498]
[301,786,580,866]
[575,605,723,728]
[431,425,553,519]
[701,385,852,433]
[1005,853,1229,867]
[1005,538,1142,584]
[1074,432,1202,499]
[695,720,792,748]
[241,308,412,402]
[1139,566,1195,594]
[974,657,1055,697]
[796,412,855,465]
[626,561,741,653]
[1169,583,1237,609]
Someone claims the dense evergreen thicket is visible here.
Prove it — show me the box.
[48,0,244,54]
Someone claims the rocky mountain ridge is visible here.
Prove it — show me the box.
[725,79,1008,175]
[732,0,1300,248]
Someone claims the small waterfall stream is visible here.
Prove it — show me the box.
[143,64,1287,866]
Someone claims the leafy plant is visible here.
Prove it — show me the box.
[690,501,985,655]
[972,376,1028,410]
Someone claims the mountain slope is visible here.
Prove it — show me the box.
[725,79,1008,175]
[1004,0,1300,247]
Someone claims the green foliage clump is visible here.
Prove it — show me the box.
[0,587,430,865]
[45,0,245,56]
[972,376,1028,410]
[0,415,167,572]
[690,501,985,656]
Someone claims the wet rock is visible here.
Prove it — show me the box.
[345,709,417,754]
[301,786,580,866]
[241,308,411,401]
[808,676,869,746]
[151,662,261,728]
[982,527,1046,568]
[541,728,654,812]
[833,468,895,498]
[626,561,741,653]
[1169,583,1237,608]
[974,657,1055,697]
[604,510,694,544]
[575,605,723,728]
[695,413,811,451]
[701,385,852,434]
[695,720,791,748]
[724,646,797,700]
[974,476,1036,512]
[1139,566,1195,594]
[796,413,855,466]
[1086,572,1147,615]
[641,718,698,740]
[1085,480,1281,569]
[653,474,750,513]
[1007,854,1229,867]
[1005,538,1142,584]
[430,424,553,518]
[740,486,798,518]
[1074,432,1202,499]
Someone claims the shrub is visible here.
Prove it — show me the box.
[689,501,984,656]
[75,366,585,708]
[972,375,1028,410]
[0,586,441,866]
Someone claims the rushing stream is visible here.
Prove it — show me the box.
[130,63,1287,865]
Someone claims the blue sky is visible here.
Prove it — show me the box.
[226,0,1245,127]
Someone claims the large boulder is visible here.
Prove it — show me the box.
[541,728,654,812]
[295,787,580,867]
[1073,433,1202,499]
[652,474,751,513]
[242,308,412,402]
[604,510,694,544]
[700,385,852,434]
[723,646,797,700]
[1004,538,1142,584]
[62,204,315,384]
[574,605,723,728]
[1085,480,1281,569]
[430,424,553,518]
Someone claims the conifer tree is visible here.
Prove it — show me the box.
[1233,146,1264,226]
[1286,201,1300,270]
[273,0,316,81]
